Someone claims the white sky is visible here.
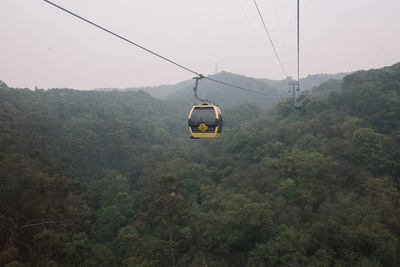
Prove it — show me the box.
[1,0,399,90]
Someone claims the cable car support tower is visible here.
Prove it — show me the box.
[291,0,301,109]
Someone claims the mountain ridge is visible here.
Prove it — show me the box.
[94,71,348,100]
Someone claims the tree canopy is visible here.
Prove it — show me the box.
[1,63,400,266]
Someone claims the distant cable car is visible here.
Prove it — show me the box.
[188,103,223,138]
[188,76,223,139]
[294,102,302,110]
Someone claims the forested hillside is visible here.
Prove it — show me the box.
[1,63,399,266]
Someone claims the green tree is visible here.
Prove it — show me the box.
[352,128,382,171]
[94,206,126,242]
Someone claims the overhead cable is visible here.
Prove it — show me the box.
[297,0,300,86]
[43,0,277,97]
[205,76,279,96]
[253,0,287,77]
[43,0,200,77]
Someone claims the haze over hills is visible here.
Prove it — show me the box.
[96,79,193,99]
[95,71,348,101]
[261,72,348,93]
[167,72,280,110]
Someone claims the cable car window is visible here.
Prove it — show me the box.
[191,107,216,124]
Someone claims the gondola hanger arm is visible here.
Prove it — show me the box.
[193,75,208,103]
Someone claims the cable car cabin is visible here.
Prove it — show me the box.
[188,103,223,138]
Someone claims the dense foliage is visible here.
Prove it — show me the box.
[1,63,400,266]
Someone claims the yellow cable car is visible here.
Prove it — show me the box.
[188,103,223,138]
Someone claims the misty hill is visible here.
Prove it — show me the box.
[1,63,399,266]
[96,79,193,99]
[167,72,281,111]
[166,72,348,111]
[96,71,347,103]
[262,72,348,94]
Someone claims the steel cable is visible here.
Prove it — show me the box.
[43,0,279,97]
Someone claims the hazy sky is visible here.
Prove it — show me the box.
[1,0,399,90]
